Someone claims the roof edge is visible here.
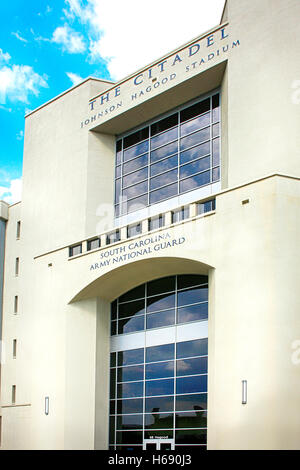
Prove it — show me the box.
[25,77,115,119]
[220,0,228,24]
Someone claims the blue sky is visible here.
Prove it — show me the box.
[0,0,225,204]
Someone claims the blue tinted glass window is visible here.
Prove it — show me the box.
[149,183,178,204]
[127,223,142,238]
[117,414,143,430]
[148,214,165,231]
[151,127,178,150]
[123,140,149,161]
[145,395,174,413]
[177,303,208,324]
[180,112,210,137]
[115,93,220,217]
[179,171,210,192]
[177,286,208,306]
[125,194,148,214]
[115,165,121,178]
[175,393,207,411]
[212,138,220,166]
[122,181,148,200]
[176,339,208,359]
[118,349,144,366]
[117,365,144,383]
[150,169,178,191]
[146,309,175,329]
[212,94,220,123]
[118,300,145,319]
[180,127,210,151]
[110,275,210,449]
[118,381,144,398]
[117,398,143,414]
[145,413,174,429]
[147,293,176,313]
[150,141,178,163]
[123,167,148,188]
[213,123,220,137]
[197,200,215,215]
[150,154,178,177]
[123,154,148,175]
[118,316,145,334]
[176,375,207,394]
[146,379,174,397]
[119,284,145,303]
[151,113,178,136]
[213,167,220,182]
[180,142,210,165]
[146,343,175,363]
[147,276,175,296]
[175,411,207,428]
[177,275,207,290]
[146,361,174,380]
[111,321,117,335]
[180,157,210,179]
[176,357,208,377]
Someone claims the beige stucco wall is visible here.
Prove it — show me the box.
[1,0,299,451]
[226,0,300,187]
[2,175,300,450]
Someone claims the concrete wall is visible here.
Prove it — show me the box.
[226,0,300,187]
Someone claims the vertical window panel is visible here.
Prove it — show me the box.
[109,274,209,449]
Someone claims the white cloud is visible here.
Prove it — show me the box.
[0,178,22,204]
[62,0,226,80]
[66,71,84,86]
[63,0,85,19]
[0,49,11,63]
[0,63,48,104]
[12,31,28,43]
[52,25,86,54]
[16,130,24,140]
[0,104,12,112]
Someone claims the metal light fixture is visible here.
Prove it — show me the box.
[45,396,49,415]
[242,380,247,404]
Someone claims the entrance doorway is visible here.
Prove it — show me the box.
[143,439,175,451]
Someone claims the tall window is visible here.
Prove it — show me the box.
[109,274,209,451]
[115,93,220,217]
[109,338,208,450]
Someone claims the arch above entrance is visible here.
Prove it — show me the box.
[69,256,214,304]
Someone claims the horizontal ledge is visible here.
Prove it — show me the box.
[33,173,300,261]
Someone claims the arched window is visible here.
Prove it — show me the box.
[111,274,208,336]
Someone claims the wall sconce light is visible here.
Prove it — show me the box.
[45,396,49,415]
[242,380,247,404]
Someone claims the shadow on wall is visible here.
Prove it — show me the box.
[69,256,214,304]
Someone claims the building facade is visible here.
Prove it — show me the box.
[0,0,300,450]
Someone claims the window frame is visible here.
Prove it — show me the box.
[115,90,221,218]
